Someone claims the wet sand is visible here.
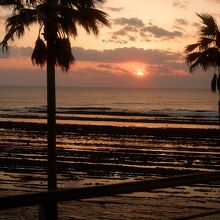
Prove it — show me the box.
[0,117,220,219]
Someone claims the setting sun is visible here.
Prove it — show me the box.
[136,71,144,77]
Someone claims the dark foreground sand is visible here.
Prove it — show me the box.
[0,120,220,219]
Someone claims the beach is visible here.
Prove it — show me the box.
[0,87,220,219]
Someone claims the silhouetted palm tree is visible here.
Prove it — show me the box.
[185,13,220,126]
[0,0,109,218]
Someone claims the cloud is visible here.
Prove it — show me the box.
[72,47,182,64]
[98,64,132,75]
[0,51,9,58]
[173,18,189,31]
[103,37,128,44]
[97,64,113,69]
[59,66,135,88]
[0,46,211,89]
[0,68,46,86]
[140,25,183,39]
[0,63,210,89]
[175,18,189,26]
[108,26,138,44]
[0,46,33,58]
[113,17,145,27]
[113,26,137,36]
[192,22,201,28]
[1,46,183,66]
[107,7,125,12]
[172,0,189,9]
[108,17,183,44]
[206,0,220,3]
[11,47,33,57]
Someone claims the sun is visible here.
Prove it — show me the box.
[136,71,144,77]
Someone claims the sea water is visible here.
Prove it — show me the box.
[0,86,218,118]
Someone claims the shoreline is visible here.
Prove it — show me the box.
[0,120,219,136]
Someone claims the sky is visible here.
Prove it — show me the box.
[0,0,220,89]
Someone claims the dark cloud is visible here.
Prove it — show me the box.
[113,26,137,36]
[10,47,33,57]
[192,22,201,27]
[98,64,113,69]
[109,26,138,44]
[108,17,183,44]
[1,46,182,66]
[0,64,210,89]
[58,64,210,89]
[58,66,134,88]
[72,47,182,64]
[149,61,187,76]
[141,25,183,39]
[0,47,210,89]
[0,51,9,58]
[139,30,151,42]
[173,19,189,31]
[172,0,189,9]
[128,36,136,41]
[97,64,131,75]
[175,18,189,26]
[0,47,33,58]
[102,37,128,44]
[114,17,145,27]
[0,68,46,86]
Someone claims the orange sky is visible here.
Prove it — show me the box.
[0,0,219,89]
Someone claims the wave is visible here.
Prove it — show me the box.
[150,108,218,119]
[0,106,218,120]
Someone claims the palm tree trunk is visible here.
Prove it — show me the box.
[219,90,220,127]
[41,1,58,219]
[44,38,58,220]
[45,0,57,193]
[47,37,57,192]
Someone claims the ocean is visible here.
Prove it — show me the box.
[0,86,218,127]
[0,86,218,113]
[0,86,219,219]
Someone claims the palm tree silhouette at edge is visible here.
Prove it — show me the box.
[185,13,220,126]
[0,0,110,219]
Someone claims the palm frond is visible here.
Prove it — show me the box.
[0,24,25,52]
[217,73,220,91]
[31,37,47,67]
[57,4,110,37]
[55,38,75,71]
[197,13,219,37]
[75,8,110,35]
[6,8,38,30]
[185,43,200,53]
[199,37,215,50]
[24,0,38,7]
[186,52,201,65]
[0,8,40,51]
[189,57,212,72]
[211,73,217,92]
[186,47,220,72]
[61,0,107,9]
[57,6,78,37]
[0,0,22,8]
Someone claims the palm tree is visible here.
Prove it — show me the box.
[185,13,220,126]
[0,0,109,218]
